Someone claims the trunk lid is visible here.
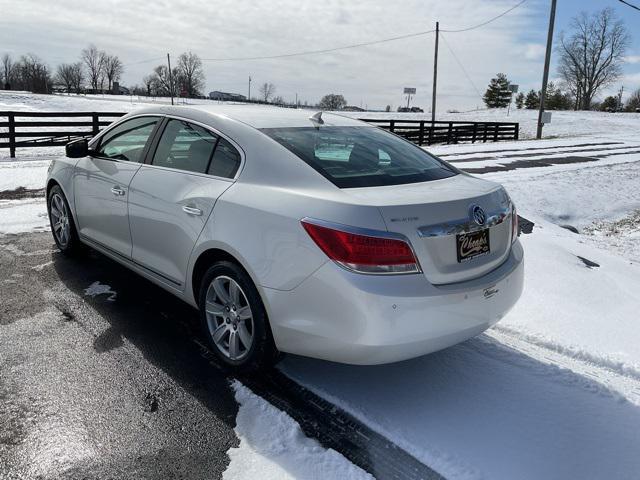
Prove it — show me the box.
[342,174,514,284]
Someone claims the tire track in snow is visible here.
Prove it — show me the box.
[486,326,640,406]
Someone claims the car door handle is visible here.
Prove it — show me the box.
[182,205,203,216]
[110,186,126,196]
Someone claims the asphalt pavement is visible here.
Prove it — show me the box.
[1,232,239,479]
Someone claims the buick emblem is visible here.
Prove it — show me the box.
[470,205,486,226]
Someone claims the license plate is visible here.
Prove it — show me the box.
[456,229,490,263]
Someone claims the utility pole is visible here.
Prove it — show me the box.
[536,0,557,139]
[618,85,624,111]
[431,21,439,123]
[248,75,252,102]
[295,92,298,108]
[167,53,174,106]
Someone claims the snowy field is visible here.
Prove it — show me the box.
[1,91,640,479]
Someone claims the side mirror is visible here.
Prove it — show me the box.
[66,138,89,158]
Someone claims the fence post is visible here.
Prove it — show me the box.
[389,120,395,133]
[472,123,477,143]
[8,112,16,158]
[418,121,425,146]
[447,122,453,144]
[514,123,519,141]
[493,124,499,142]
[92,113,99,136]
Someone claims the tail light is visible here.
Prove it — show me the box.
[301,219,420,274]
[511,204,519,243]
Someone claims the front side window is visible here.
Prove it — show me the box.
[97,116,159,163]
[153,119,218,174]
[261,126,458,188]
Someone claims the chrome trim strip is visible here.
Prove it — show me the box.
[300,217,422,275]
[417,206,511,238]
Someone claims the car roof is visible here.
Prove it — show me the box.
[132,104,369,129]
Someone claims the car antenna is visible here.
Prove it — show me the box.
[309,111,324,127]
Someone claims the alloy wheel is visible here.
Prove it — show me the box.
[50,193,71,247]
[205,275,254,361]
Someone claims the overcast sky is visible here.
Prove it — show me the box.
[1,0,639,110]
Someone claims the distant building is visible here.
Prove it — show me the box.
[342,105,365,112]
[209,91,247,102]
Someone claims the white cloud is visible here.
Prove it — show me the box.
[524,43,546,60]
[0,0,544,111]
[624,55,640,64]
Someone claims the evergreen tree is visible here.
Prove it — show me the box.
[524,89,540,109]
[483,73,512,108]
[515,92,525,109]
[600,96,619,112]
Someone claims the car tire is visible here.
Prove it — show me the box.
[198,261,278,372]
[47,185,82,256]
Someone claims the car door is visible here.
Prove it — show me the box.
[74,116,161,258]
[128,118,243,288]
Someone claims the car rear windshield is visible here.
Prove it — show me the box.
[260,126,458,188]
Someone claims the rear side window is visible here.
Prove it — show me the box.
[260,126,457,188]
[208,138,241,178]
[97,116,159,163]
[153,119,218,174]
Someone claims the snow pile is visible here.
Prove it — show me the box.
[224,381,372,480]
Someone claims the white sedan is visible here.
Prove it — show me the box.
[47,105,524,370]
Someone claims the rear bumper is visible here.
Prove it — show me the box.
[264,240,524,365]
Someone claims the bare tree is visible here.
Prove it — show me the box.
[56,63,76,93]
[142,74,157,96]
[151,65,179,97]
[177,51,205,96]
[16,54,51,93]
[103,54,124,91]
[626,88,640,112]
[81,44,107,92]
[558,8,630,110]
[2,53,14,89]
[259,82,276,102]
[71,62,84,94]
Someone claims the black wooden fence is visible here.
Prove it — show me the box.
[0,111,519,158]
[363,119,519,146]
[0,111,125,158]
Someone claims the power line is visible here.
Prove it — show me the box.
[122,56,165,67]
[201,30,435,62]
[618,0,640,11]
[441,0,528,32]
[199,0,528,62]
[440,33,485,101]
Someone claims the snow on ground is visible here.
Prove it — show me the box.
[0,198,49,234]
[0,159,49,189]
[224,381,372,480]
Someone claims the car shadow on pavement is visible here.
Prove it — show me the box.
[45,246,242,479]
[51,247,239,424]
